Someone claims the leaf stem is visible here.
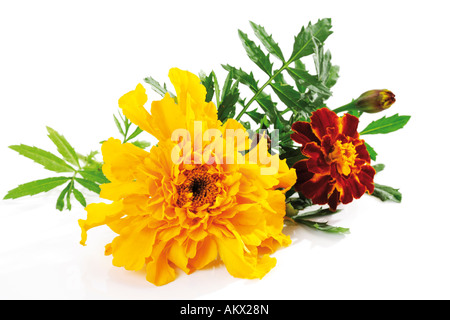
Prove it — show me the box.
[235,25,326,121]
[332,100,358,113]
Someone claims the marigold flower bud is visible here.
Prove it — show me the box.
[355,89,396,113]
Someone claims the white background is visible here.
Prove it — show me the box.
[1,0,449,300]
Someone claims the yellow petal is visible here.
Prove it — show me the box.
[101,138,148,182]
[149,93,188,141]
[188,236,218,269]
[215,236,276,279]
[100,180,148,201]
[79,200,124,246]
[146,241,176,286]
[118,83,153,134]
[110,223,157,271]
[169,68,207,110]
[167,240,191,274]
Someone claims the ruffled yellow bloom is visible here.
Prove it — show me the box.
[79,68,296,286]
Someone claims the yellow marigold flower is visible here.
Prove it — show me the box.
[78,68,296,286]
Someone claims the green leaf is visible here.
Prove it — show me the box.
[56,182,71,211]
[4,177,71,200]
[143,76,177,101]
[238,29,273,76]
[74,177,101,194]
[294,207,342,219]
[290,18,333,61]
[270,82,301,109]
[249,21,285,62]
[9,144,75,173]
[78,169,109,184]
[294,218,350,234]
[325,64,340,89]
[126,126,144,142]
[218,92,239,122]
[364,141,377,161]
[360,114,411,135]
[200,71,215,103]
[113,114,125,137]
[246,109,265,124]
[287,67,331,96]
[72,188,87,207]
[131,140,151,149]
[65,180,73,210]
[373,163,385,173]
[222,64,285,128]
[371,183,402,203]
[218,70,239,122]
[143,76,168,97]
[46,127,80,168]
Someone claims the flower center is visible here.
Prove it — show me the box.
[327,140,357,176]
[176,166,220,209]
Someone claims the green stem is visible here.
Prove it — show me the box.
[211,71,221,109]
[235,27,329,121]
[332,100,358,113]
[235,69,283,121]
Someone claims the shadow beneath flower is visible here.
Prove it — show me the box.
[104,258,240,299]
[283,217,348,249]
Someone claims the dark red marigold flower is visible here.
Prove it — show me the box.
[291,107,376,211]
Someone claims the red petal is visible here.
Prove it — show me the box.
[291,121,320,146]
[302,142,330,175]
[310,108,340,140]
[293,160,314,190]
[328,188,340,211]
[358,165,376,194]
[355,142,371,163]
[301,175,333,205]
[341,113,360,139]
[337,174,366,204]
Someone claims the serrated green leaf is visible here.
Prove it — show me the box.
[222,65,259,91]
[9,144,75,173]
[326,64,340,89]
[287,67,331,96]
[74,177,101,194]
[270,82,301,109]
[46,127,80,168]
[200,71,215,103]
[246,109,265,124]
[371,183,402,203]
[217,70,239,122]
[78,169,109,184]
[72,188,87,207]
[222,64,285,128]
[360,114,411,135]
[56,182,71,211]
[4,177,71,200]
[249,21,285,62]
[143,76,168,97]
[218,92,239,122]
[238,30,273,76]
[290,18,333,61]
[143,76,177,101]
